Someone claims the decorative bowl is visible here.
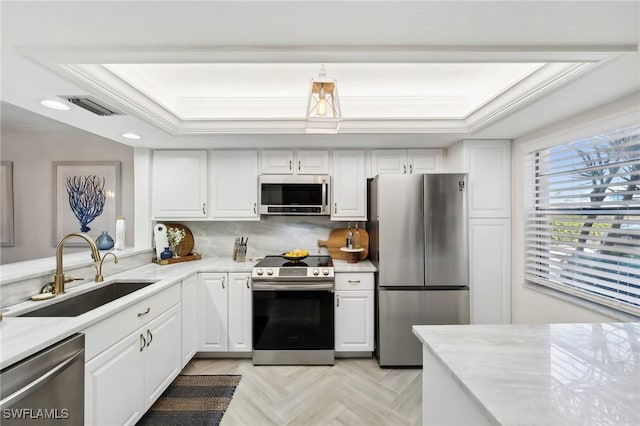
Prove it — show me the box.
[281,253,308,262]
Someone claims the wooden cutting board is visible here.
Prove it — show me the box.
[318,228,369,261]
[165,223,195,257]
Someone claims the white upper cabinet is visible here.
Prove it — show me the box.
[260,149,329,175]
[152,150,207,218]
[461,140,511,219]
[370,149,443,176]
[331,150,367,220]
[409,149,444,174]
[210,150,259,220]
[371,149,407,175]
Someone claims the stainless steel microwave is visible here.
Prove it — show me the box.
[259,175,330,215]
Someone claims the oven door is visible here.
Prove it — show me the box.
[252,282,334,364]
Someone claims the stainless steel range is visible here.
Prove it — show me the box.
[251,255,335,365]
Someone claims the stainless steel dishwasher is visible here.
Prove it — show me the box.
[0,333,84,425]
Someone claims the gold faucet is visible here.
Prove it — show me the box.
[95,252,118,282]
[53,233,102,294]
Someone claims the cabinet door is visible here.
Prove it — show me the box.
[463,140,511,218]
[198,273,228,351]
[331,150,367,220]
[152,150,207,218]
[227,272,252,352]
[371,149,408,175]
[469,218,511,324]
[296,150,330,174]
[408,149,443,174]
[181,274,198,367]
[260,150,294,174]
[144,305,182,408]
[335,290,374,352]
[210,150,259,219]
[85,332,145,426]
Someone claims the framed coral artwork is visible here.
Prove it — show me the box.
[53,161,121,247]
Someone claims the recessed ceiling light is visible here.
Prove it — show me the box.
[121,132,141,140]
[40,99,70,111]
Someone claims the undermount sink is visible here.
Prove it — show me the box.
[19,280,158,317]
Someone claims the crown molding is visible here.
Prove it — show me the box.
[31,45,630,134]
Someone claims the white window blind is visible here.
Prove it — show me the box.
[525,124,640,315]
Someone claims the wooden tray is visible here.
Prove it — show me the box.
[153,253,201,265]
[318,228,369,261]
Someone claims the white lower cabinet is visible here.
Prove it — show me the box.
[198,272,228,351]
[84,304,181,426]
[469,218,511,324]
[181,274,198,367]
[228,272,252,352]
[143,306,182,406]
[198,272,252,353]
[334,272,374,352]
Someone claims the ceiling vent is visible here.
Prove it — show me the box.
[65,96,123,117]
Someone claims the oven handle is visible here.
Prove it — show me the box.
[252,282,334,291]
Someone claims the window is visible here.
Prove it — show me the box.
[525,124,640,315]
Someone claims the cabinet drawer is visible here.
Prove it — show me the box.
[83,284,180,361]
[335,273,374,291]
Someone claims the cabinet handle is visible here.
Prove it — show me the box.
[348,280,361,284]
[246,277,250,289]
[146,329,153,347]
[137,307,150,317]
[254,202,257,214]
[298,160,301,171]
[403,165,407,174]
[139,334,146,352]
[409,164,413,174]
[336,294,340,307]
[289,160,292,171]
[334,203,337,214]
[202,203,207,215]
[222,277,225,289]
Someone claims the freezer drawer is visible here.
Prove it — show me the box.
[377,288,469,366]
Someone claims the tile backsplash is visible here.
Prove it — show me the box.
[169,217,355,260]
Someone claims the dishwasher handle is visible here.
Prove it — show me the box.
[0,347,84,409]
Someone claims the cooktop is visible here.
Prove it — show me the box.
[254,255,332,268]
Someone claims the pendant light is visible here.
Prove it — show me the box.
[305,64,342,134]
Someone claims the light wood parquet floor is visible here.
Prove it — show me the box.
[181,357,422,426]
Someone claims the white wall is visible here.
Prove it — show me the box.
[510,92,640,323]
[0,129,134,263]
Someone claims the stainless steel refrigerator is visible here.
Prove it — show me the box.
[367,174,470,367]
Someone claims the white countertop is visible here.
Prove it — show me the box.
[332,259,376,272]
[413,322,640,425]
[0,257,255,369]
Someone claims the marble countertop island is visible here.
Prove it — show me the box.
[413,322,640,426]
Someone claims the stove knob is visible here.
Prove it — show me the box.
[322,268,330,276]
[256,268,264,276]
[267,268,274,276]
[312,268,320,276]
